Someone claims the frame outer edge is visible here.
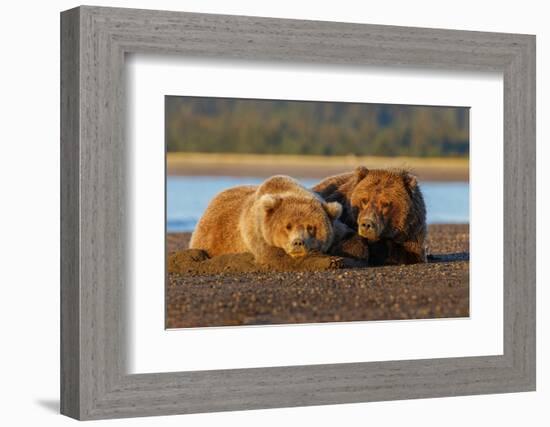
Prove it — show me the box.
[519,34,536,389]
[60,6,81,420]
[527,35,536,390]
[61,6,537,420]
[502,34,536,391]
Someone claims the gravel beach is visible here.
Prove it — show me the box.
[166,224,469,328]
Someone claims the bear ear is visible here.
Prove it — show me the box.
[323,201,343,220]
[353,166,369,184]
[260,194,283,213]
[402,172,418,189]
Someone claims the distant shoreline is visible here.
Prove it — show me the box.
[167,152,469,182]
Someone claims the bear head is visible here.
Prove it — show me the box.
[348,166,421,242]
[259,193,342,258]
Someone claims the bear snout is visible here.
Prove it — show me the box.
[288,237,308,257]
[292,238,305,248]
[358,215,382,241]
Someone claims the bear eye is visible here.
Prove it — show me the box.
[381,201,391,208]
[286,223,292,231]
[362,198,369,207]
[307,225,316,235]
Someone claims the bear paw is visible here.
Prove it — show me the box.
[297,255,345,271]
[328,256,346,269]
[331,235,369,260]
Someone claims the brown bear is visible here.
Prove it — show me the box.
[189,175,344,269]
[313,166,427,265]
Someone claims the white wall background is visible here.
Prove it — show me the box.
[0,0,546,425]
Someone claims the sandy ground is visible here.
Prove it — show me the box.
[167,153,469,181]
[166,224,469,328]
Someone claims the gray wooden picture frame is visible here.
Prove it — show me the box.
[60,5,536,420]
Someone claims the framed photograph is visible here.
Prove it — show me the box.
[164,96,470,329]
[61,6,535,420]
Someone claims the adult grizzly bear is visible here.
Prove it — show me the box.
[190,175,344,268]
[313,166,427,265]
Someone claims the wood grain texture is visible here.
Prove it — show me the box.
[60,7,80,419]
[60,5,536,420]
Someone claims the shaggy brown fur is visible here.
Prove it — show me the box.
[190,175,344,268]
[313,166,427,265]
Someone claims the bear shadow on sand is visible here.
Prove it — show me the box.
[427,252,470,263]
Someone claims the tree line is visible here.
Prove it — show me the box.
[166,96,469,158]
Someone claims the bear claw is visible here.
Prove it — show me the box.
[297,255,345,271]
[328,256,345,269]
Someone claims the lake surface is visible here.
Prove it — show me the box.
[167,176,469,232]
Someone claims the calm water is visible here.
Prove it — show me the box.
[167,176,469,232]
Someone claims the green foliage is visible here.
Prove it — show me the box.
[166,96,469,157]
